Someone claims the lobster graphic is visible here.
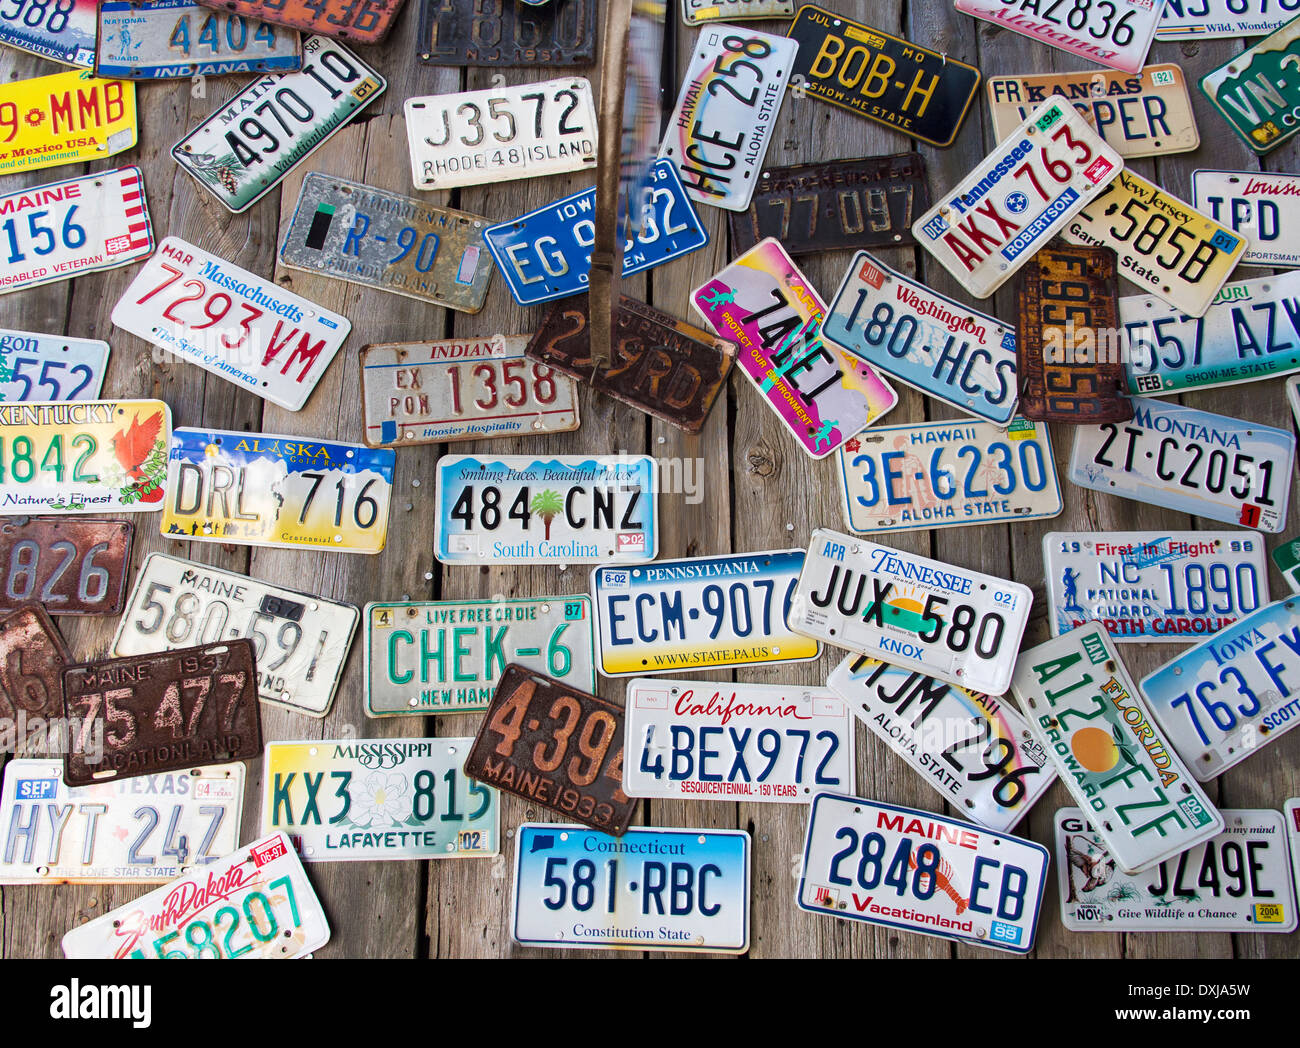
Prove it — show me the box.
[909,851,969,914]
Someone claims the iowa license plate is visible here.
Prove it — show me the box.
[1160,0,1294,38]
[956,0,1162,74]
[0,0,96,66]
[195,0,404,43]
[684,0,794,23]
[0,330,107,402]
[417,0,597,66]
[1201,17,1300,153]
[0,517,134,616]
[0,603,70,733]
[1192,170,1300,267]
[0,70,135,175]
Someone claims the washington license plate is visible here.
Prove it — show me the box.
[1201,17,1300,153]
[1191,170,1300,267]
[1160,0,1294,37]
[0,0,96,66]
[0,603,70,732]
[0,70,135,175]
[195,0,405,42]
[416,0,597,66]
[955,0,1163,73]
[683,0,794,23]
[0,517,134,616]
[0,330,107,402]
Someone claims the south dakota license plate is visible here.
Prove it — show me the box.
[0,517,134,616]
[0,330,107,402]
[955,0,1163,73]
[1191,170,1300,267]
[0,0,96,66]
[1160,0,1294,38]
[1201,16,1300,153]
[0,70,135,175]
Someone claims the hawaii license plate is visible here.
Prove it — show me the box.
[683,0,794,23]
[1192,170,1300,267]
[1069,401,1294,532]
[0,603,70,733]
[172,37,385,213]
[0,517,133,616]
[1201,17,1300,153]
[0,330,107,402]
[955,0,1162,74]
[195,0,405,42]
[0,70,135,175]
[1159,0,1294,37]
[417,0,597,66]
[0,0,96,66]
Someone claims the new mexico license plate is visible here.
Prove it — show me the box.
[1191,169,1300,267]
[0,0,96,66]
[0,70,135,175]
[1160,0,1294,37]
[1201,17,1300,153]
[0,517,134,616]
[417,0,597,66]
[195,0,405,43]
[0,330,107,402]
[955,0,1162,74]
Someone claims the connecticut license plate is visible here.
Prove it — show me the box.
[1191,170,1300,267]
[417,0,597,66]
[0,70,135,175]
[1201,18,1300,153]
[0,517,133,616]
[955,0,1162,74]
[0,603,70,731]
[0,0,96,66]
[196,0,405,42]
[683,0,794,23]
[0,330,107,402]
[1160,0,1293,38]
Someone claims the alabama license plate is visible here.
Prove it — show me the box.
[0,603,70,733]
[0,330,107,402]
[1273,532,1300,592]
[955,0,1162,74]
[0,0,96,66]
[0,517,133,616]
[0,70,135,175]
[196,0,405,42]
[416,0,597,66]
[683,0,794,23]
[1192,170,1300,267]
[1160,0,1294,37]
[1201,17,1300,153]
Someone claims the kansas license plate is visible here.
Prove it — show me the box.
[1273,532,1300,592]
[956,0,1162,73]
[1192,170,1300,267]
[683,0,794,22]
[1201,17,1300,153]
[1159,0,1294,37]
[0,330,107,402]
[195,0,404,42]
[0,517,133,616]
[0,0,96,66]
[417,0,597,66]
[0,603,70,733]
[0,70,135,175]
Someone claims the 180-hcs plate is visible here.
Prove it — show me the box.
[0,330,107,403]
[195,0,405,43]
[417,0,598,66]
[0,70,136,175]
[0,0,96,66]
[956,0,1162,74]
[1201,17,1300,154]
[1160,0,1295,37]
[0,517,134,616]
[1191,170,1300,267]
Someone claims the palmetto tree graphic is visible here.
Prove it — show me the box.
[530,489,564,540]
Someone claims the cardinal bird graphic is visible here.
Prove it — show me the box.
[111,409,165,504]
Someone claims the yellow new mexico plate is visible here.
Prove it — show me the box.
[0,70,137,176]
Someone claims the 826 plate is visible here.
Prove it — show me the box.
[1191,170,1300,267]
[0,330,107,403]
[0,70,135,175]
[0,517,133,616]
[0,0,96,66]
[417,0,597,66]
[195,0,404,43]
[955,0,1162,74]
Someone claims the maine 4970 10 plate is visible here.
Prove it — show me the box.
[1191,170,1300,267]
[955,0,1163,74]
[0,331,107,403]
[1159,0,1293,38]
[0,0,96,66]
[0,517,134,616]
[1201,18,1300,153]
[0,70,136,175]
[417,0,597,66]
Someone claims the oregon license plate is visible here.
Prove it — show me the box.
[955,0,1162,73]
[0,603,70,734]
[0,517,134,616]
[0,330,107,402]
[195,0,405,42]
[1160,0,1294,38]
[0,70,136,175]
[0,0,96,66]
[1273,531,1300,592]
[683,0,794,23]
[1201,17,1300,153]
[1191,170,1300,267]
[416,0,597,66]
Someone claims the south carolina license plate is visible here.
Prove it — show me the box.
[0,0,96,66]
[0,517,133,616]
[196,0,405,42]
[1201,17,1300,153]
[0,70,135,175]
[683,0,794,23]
[1160,0,1294,38]
[0,330,107,402]
[1191,170,1300,267]
[955,0,1163,73]
[416,0,597,66]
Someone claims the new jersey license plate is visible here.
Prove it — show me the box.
[416,0,597,66]
[0,70,135,175]
[955,0,1163,73]
[1159,0,1293,38]
[0,0,96,66]
[0,517,134,616]
[195,0,405,42]
[1201,17,1300,153]
[1191,170,1300,267]
[0,330,107,402]
[683,0,794,23]
[0,603,70,733]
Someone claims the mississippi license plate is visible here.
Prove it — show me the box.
[955,0,1162,73]
[1160,0,1293,37]
[417,0,597,66]
[0,517,134,616]
[0,330,107,402]
[789,528,1033,696]
[161,428,395,554]
[1201,17,1300,153]
[836,418,1062,535]
[0,0,96,66]
[683,0,794,23]
[1273,532,1300,592]
[1192,170,1300,267]
[172,37,385,213]
[195,0,405,43]
[111,552,359,717]
[1069,401,1294,532]
[0,604,70,732]
[0,70,135,175]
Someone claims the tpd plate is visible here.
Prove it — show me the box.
[684,0,794,23]
[1201,18,1300,154]
[0,604,70,734]
[1287,800,1300,899]
[955,0,1162,74]
[418,0,596,66]
[1069,401,1294,532]
[0,70,135,175]
[1273,532,1300,592]
[172,37,385,213]
[161,428,395,555]
[592,550,819,676]
[195,0,405,43]
[1160,0,1292,38]
[798,794,1048,953]
[1056,807,1296,932]
[434,454,658,565]
[789,528,1033,696]
[0,330,107,402]
[0,517,134,616]
[0,761,243,883]
[915,100,1121,299]
[836,418,1062,535]
[0,0,96,66]
[113,237,349,412]
[1192,170,1300,268]
[112,552,358,717]
[280,173,493,313]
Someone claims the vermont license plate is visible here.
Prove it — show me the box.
[0,603,70,732]
[1192,170,1300,267]
[955,0,1162,74]
[1201,17,1300,153]
[0,517,134,616]
[0,330,107,402]
[0,0,96,66]
[0,70,135,175]
[416,0,597,66]
[683,0,794,23]
[195,0,405,43]
[1160,0,1294,38]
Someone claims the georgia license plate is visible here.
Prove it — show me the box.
[836,418,1063,535]
[1192,170,1300,267]
[1159,0,1295,38]
[111,552,359,717]
[683,0,794,23]
[416,0,597,66]
[0,603,70,733]
[1273,531,1300,592]
[195,0,405,42]
[161,428,395,554]
[0,517,134,616]
[0,70,135,175]
[790,529,1033,696]
[172,37,385,213]
[1069,401,1294,532]
[0,330,107,402]
[434,454,657,565]
[1201,17,1300,153]
[955,0,1162,74]
[0,0,96,67]
[0,760,244,883]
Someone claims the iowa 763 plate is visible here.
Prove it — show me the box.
[0,70,136,175]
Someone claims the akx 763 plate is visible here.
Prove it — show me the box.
[417,0,597,67]
[0,517,133,616]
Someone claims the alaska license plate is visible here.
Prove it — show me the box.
[1159,0,1294,37]
[195,0,405,43]
[0,70,135,175]
[1192,170,1300,268]
[955,0,1162,74]
[0,330,107,402]
[417,0,597,66]
[1201,17,1300,153]
[0,0,96,66]
[0,517,133,616]
[683,0,794,23]
[0,603,70,732]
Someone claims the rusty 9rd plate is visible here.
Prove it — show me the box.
[0,517,134,617]
[417,0,597,66]
[63,639,262,786]
[197,0,405,43]
[464,665,633,836]
[0,605,70,742]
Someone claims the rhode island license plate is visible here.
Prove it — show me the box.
[0,330,107,402]
[0,0,96,66]
[1160,0,1294,38]
[1201,17,1300,153]
[1191,169,1300,267]
[955,0,1163,74]
[0,70,136,175]
[0,517,134,616]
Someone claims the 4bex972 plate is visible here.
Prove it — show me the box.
[417,0,597,66]
[195,0,405,43]
[0,517,133,616]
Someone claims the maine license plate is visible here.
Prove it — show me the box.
[0,760,244,883]
[0,330,107,402]
[1201,18,1300,153]
[955,0,1162,74]
[0,604,70,731]
[0,517,134,616]
[1069,401,1294,532]
[1191,170,1300,267]
[111,552,359,717]
[434,454,658,565]
[195,0,405,43]
[684,0,794,23]
[789,529,1033,696]
[416,0,597,66]
[836,418,1062,535]
[172,37,385,213]
[0,0,96,66]
[1273,533,1300,592]
[1159,0,1293,38]
[0,70,136,175]
[797,794,1049,953]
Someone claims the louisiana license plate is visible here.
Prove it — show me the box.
[0,330,107,402]
[683,0,794,23]
[417,0,597,66]
[1201,17,1300,153]
[0,517,133,616]
[956,0,1162,73]
[195,0,405,43]
[1192,170,1300,267]
[1160,0,1295,37]
[0,70,135,175]
[0,0,96,66]
[0,603,70,732]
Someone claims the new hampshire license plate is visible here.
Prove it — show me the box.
[0,70,136,175]
[0,330,107,402]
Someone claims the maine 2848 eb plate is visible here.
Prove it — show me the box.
[0,331,107,403]
[195,0,405,43]
[1191,170,1300,267]
[0,0,96,66]
[0,517,134,616]
[417,0,597,67]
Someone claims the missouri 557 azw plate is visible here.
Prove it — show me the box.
[0,517,134,616]
[1191,170,1300,267]
[0,0,96,67]
[416,0,598,66]
[0,330,107,403]
[956,0,1163,74]
[1160,0,1293,37]
[0,70,136,175]
[1201,17,1300,154]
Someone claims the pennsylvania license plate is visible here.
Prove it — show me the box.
[0,330,107,402]
[683,0,794,23]
[0,70,135,175]
[1192,170,1300,267]
[0,603,70,732]
[1201,17,1300,153]
[1159,0,1294,37]
[0,517,133,616]
[195,0,405,43]
[417,0,597,66]
[0,0,96,67]
[955,0,1162,74]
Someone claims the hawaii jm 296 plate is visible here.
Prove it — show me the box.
[0,330,107,402]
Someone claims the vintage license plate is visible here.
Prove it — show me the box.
[0,0,96,66]
[0,330,107,403]
[172,37,385,213]
[111,552,359,717]
[0,517,133,616]
[683,0,794,23]
[1056,807,1296,931]
[1201,17,1300,154]
[1290,373,1300,430]
[417,0,597,66]
[823,251,1019,424]
[1286,800,1300,899]
[161,428,395,555]
[1159,0,1293,38]
[786,6,980,148]
[836,418,1062,535]
[195,0,404,43]
[0,761,243,883]
[434,454,657,565]
[0,70,135,175]
[1069,401,1294,532]
[789,528,1033,696]
[955,0,1161,74]
[0,604,70,738]
[1192,170,1300,268]
[1273,533,1300,592]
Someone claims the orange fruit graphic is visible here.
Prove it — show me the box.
[1070,726,1119,773]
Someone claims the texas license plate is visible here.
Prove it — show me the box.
[836,418,1062,535]
[1192,169,1300,267]
[161,428,395,554]
[1069,401,1294,532]
[434,454,658,565]
[172,37,385,212]
[416,0,597,66]
[0,603,70,734]
[1159,0,1294,37]
[1201,17,1300,153]
[0,70,136,175]
[0,517,134,616]
[0,330,107,402]
[955,0,1162,73]
[111,552,359,717]
[789,529,1033,696]
[0,0,96,66]
[195,0,405,43]
[683,0,794,23]
[1273,531,1300,592]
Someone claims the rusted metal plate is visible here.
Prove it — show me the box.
[62,639,262,786]
[464,664,633,836]
[0,517,134,616]
[525,295,733,433]
[196,0,406,43]
[417,0,597,66]
[0,605,71,753]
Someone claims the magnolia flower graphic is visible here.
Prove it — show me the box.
[349,771,410,828]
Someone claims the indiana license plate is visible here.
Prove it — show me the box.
[1192,169,1300,267]
[195,0,405,43]
[1273,532,1300,592]
[955,0,1162,74]
[683,0,794,23]
[0,330,107,402]
[0,0,96,66]
[0,70,135,175]
[0,603,70,734]
[0,517,134,616]
[1159,0,1294,37]
[1201,17,1300,153]
[416,0,597,66]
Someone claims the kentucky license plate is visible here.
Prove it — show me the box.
[0,603,70,731]
[0,517,133,616]
[0,70,135,175]
[956,0,1162,74]
[1192,170,1300,268]
[195,0,405,42]
[0,0,96,66]
[0,330,107,402]
[684,0,794,22]
[1201,17,1300,153]
[1160,0,1294,37]
[417,0,597,66]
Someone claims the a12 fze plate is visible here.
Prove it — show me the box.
[1160,0,1293,37]
[113,237,349,412]
[280,173,494,313]
[417,0,598,66]
[0,760,244,883]
[172,37,385,213]
[112,552,358,717]
[797,794,1049,953]
[1055,807,1296,932]
[0,517,134,616]
[0,604,70,736]
[194,0,404,42]
[1011,625,1224,874]
[1191,170,1300,267]
[1201,18,1300,154]
[955,0,1163,74]
[512,824,751,953]
[684,0,795,23]
[0,70,136,175]
[0,330,108,403]
[1069,401,1294,533]
[0,0,96,66]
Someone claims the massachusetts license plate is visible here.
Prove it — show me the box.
[836,418,1062,535]
[1069,401,1294,532]
[0,0,96,67]
[417,0,597,66]
[683,0,794,23]
[786,6,980,148]
[0,330,107,402]
[1273,531,1300,592]
[797,794,1049,953]
[1201,17,1300,153]
[111,552,359,717]
[955,0,1162,74]
[789,529,1033,696]
[0,70,135,175]
[161,428,395,554]
[195,0,405,43]
[1159,0,1294,38]
[434,454,658,565]
[1192,170,1300,267]
[0,603,70,733]
[0,517,133,616]
[172,37,385,213]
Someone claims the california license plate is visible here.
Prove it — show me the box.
[683,0,794,23]
[195,0,404,41]
[955,0,1163,73]
[0,330,107,402]
[0,517,134,616]
[0,70,136,175]
[1201,16,1300,153]
[0,0,96,66]
[1273,531,1300,592]
[1192,169,1300,267]
[0,603,70,735]
[1159,0,1295,37]
[416,0,597,66]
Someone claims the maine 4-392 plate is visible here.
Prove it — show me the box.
[1160,0,1292,37]
[417,0,598,66]
[789,529,1033,696]
[1201,18,1300,154]
[0,0,96,66]
[1191,170,1300,267]
[684,0,794,23]
[956,0,1162,74]
[0,330,107,403]
[0,517,134,616]
[0,70,135,175]
[195,0,404,42]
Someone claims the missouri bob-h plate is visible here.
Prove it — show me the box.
[0,330,108,403]
[1159,0,1293,38]
[195,0,405,43]
[0,70,135,175]
[0,517,134,616]
[1201,16,1300,153]
[684,0,794,23]
[417,0,597,66]
[0,0,96,67]
[797,794,1049,953]
[955,0,1163,74]
[0,603,71,736]
[1191,169,1300,267]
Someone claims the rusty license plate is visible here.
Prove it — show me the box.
[196,0,406,43]
[417,0,597,66]
[0,605,71,751]
[0,517,134,616]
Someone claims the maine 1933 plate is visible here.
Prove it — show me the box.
[172,37,385,213]
[112,552,359,717]
[1192,170,1300,267]
[789,529,1033,696]
[195,0,405,43]
[836,418,1062,535]
[1069,400,1294,532]
[684,0,794,23]
[798,794,1049,953]
[0,604,70,734]
[0,517,134,616]
[1159,0,1293,38]
[955,0,1162,74]
[1201,18,1300,154]
[0,70,135,175]
[161,428,395,554]
[0,330,107,402]
[0,760,243,883]
[0,0,96,67]
[417,0,597,66]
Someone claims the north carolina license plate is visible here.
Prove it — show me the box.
[0,0,96,66]
[789,529,1033,696]
[1192,169,1300,267]
[416,0,597,66]
[1273,531,1300,592]
[512,824,751,952]
[111,552,359,717]
[0,70,135,175]
[683,0,794,23]
[1069,401,1294,532]
[195,0,405,43]
[797,794,1049,953]
[434,454,658,565]
[836,418,1062,535]
[1011,625,1223,873]
[1159,0,1294,37]
[172,37,385,213]
[0,330,107,402]
[161,428,395,554]
[955,0,1162,73]
[0,603,70,733]
[0,517,133,616]
[1201,17,1300,153]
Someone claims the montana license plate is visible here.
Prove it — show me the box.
[0,70,135,175]
[0,330,107,402]
[0,0,96,66]
[416,0,597,66]
[1191,170,1300,267]
[0,603,70,732]
[195,0,405,42]
[1201,17,1300,153]
[0,517,133,616]
[955,0,1162,73]
[1160,0,1294,38]
[683,0,794,23]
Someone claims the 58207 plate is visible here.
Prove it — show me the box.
[956,0,1162,73]
[0,517,133,616]
[0,70,136,175]
[0,604,70,741]
[417,0,597,66]
[0,330,107,403]
[0,0,96,66]
[1201,17,1300,154]
[196,0,405,43]
[1191,170,1300,267]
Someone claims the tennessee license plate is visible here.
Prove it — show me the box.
[0,330,107,402]
[0,517,133,616]
[1192,170,1300,268]
[1201,17,1300,153]
[1160,0,1295,37]
[683,0,794,23]
[955,0,1162,74]
[0,0,96,66]
[416,0,597,66]
[0,70,135,175]
[0,603,70,733]
[195,0,405,42]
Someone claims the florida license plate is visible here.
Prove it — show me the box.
[196,0,404,41]
[1159,0,1294,38]
[683,0,794,23]
[1201,17,1300,153]
[0,0,96,66]
[0,330,107,402]
[0,70,136,175]
[416,0,597,66]
[1191,170,1300,267]
[955,0,1162,74]
[0,603,70,733]
[0,517,134,616]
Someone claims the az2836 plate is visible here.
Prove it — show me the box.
[417,0,597,67]
[0,0,96,66]
[1192,170,1300,267]
[956,0,1162,74]
[0,517,133,616]
[0,604,71,741]
[1201,18,1300,154]
[0,331,107,402]
[195,0,405,43]
[0,70,135,175]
